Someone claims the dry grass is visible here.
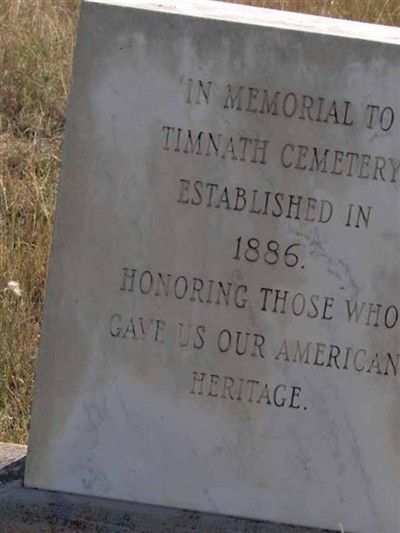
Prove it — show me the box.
[0,0,398,444]
[0,0,80,443]
[225,0,400,25]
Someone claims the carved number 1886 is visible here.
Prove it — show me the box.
[233,236,302,268]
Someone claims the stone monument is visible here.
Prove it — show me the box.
[24,1,400,532]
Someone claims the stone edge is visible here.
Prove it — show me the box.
[85,0,400,45]
[1,444,339,533]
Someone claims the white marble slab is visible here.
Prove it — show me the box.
[25,2,400,532]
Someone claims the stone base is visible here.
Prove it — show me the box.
[0,443,336,533]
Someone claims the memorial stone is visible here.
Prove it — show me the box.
[25,1,400,532]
